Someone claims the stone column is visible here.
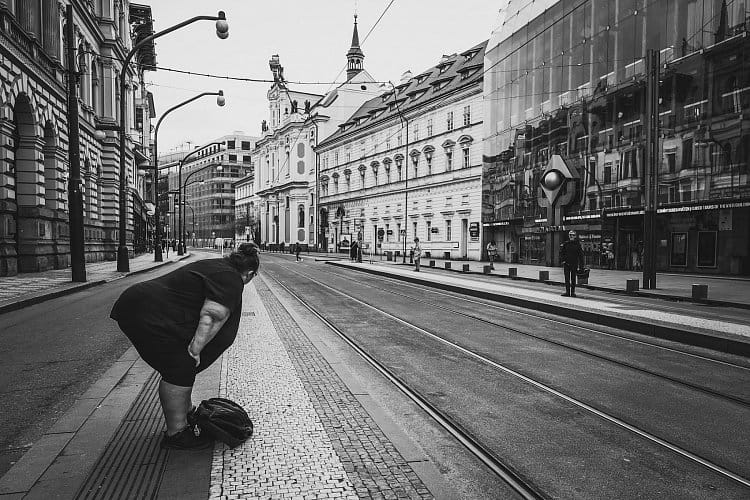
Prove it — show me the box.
[0,119,18,276]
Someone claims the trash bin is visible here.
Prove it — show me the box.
[386,251,393,261]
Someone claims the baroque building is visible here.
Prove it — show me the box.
[0,0,155,275]
[317,41,486,260]
[252,16,382,250]
[483,0,749,274]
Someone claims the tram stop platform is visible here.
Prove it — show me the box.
[0,273,456,500]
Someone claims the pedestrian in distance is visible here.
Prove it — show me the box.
[110,242,260,450]
[560,230,584,297]
[280,241,285,254]
[295,242,302,262]
[486,240,498,270]
[412,237,422,272]
[350,240,358,262]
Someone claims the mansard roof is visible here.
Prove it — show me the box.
[320,39,487,147]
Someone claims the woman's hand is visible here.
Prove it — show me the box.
[187,344,201,367]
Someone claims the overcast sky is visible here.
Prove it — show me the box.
[146,1,499,154]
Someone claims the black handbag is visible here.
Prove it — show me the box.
[192,398,253,448]
[576,267,590,279]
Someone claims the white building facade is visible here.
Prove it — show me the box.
[252,16,382,250]
[317,41,486,260]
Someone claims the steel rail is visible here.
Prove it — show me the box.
[263,269,544,500]
[313,266,750,406]
[264,259,750,490]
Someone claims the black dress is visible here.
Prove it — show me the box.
[111,258,244,386]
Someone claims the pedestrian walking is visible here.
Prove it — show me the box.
[350,240,358,262]
[295,242,302,262]
[412,237,422,272]
[486,240,498,270]
[559,230,584,297]
[280,241,285,254]
[110,242,260,450]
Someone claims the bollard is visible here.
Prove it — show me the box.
[444,262,452,270]
[692,284,708,301]
[538,270,549,281]
[429,260,436,267]
[462,264,470,272]
[483,265,492,274]
[626,279,639,292]
[508,267,518,278]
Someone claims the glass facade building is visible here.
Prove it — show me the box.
[483,0,750,274]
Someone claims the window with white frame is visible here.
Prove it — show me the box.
[447,111,454,131]
[413,221,418,240]
[462,146,470,168]
[413,123,419,141]
[360,170,365,187]
[334,152,339,165]
[426,220,432,241]
[463,105,471,126]
[411,154,419,177]
[446,219,452,240]
[446,149,453,171]
[427,118,433,136]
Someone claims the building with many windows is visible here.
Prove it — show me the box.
[317,41,486,260]
[233,172,256,244]
[0,1,155,275]
[252,16,383,250]
[483,0,749,274]
[164,133,257,246]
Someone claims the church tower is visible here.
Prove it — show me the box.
[346,15,365,81]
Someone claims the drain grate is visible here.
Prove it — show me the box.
[242,311,256,317]
[75,371,168,500]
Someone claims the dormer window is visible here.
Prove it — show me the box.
[462,49,479,62]
[415,72,431,84]
[432,78,452,91]
[438,62,452,74]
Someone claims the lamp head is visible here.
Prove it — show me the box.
[216,164,223,171]
[216,90,226,107]
[216,11,229,38]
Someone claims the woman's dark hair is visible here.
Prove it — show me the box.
[226,242,260,273]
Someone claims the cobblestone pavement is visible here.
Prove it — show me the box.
[209,279,433,499]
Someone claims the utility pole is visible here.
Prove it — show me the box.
[643,49,660,289]
[65,5,86,282]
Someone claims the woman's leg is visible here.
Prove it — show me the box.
[159,379,193,435]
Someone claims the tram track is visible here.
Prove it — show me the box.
[263,260,750,494]
[316,265,750,407]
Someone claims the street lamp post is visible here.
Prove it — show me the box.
[154,93,225,260]
[95,11,229,272]
[178,142,224,254]
[389,84,409,263]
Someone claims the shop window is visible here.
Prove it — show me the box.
[670,232,688,267]
[697,231,717,268]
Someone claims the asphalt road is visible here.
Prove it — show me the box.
[261,253,750,499]
[0,254,201,477]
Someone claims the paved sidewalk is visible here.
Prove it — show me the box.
[0,251,190,314]
[0,275,444,499]
[269,249,750,308]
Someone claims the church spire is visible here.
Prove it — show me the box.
[346,14,365,81]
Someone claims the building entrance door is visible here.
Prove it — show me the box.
[460,219,468,258]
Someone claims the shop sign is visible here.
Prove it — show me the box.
[658,200,750,214]
[523,225,568,234]
[469,222,480,237]
[606,209,645,217]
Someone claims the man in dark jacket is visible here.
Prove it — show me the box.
[560,230,584,297]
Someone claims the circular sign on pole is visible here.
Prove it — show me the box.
[377,229,385,238]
